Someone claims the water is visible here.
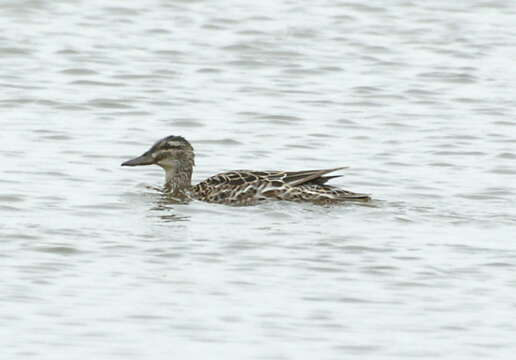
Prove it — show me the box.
[2,0,516,359]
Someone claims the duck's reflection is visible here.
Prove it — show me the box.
[148,189,191,222]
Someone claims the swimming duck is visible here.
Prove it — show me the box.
[121,135,371,205]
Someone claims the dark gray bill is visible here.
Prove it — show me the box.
[121,153,154,166]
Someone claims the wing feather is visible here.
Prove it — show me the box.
[200,167,347,188]
[282,167,348,186]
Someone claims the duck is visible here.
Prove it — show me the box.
[121,135,371,205]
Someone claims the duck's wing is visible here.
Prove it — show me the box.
[199,167,347,187]
[278,167,348,186]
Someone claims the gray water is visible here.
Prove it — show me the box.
[2,1,516,359]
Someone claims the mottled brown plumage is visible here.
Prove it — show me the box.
[122,135,371,205]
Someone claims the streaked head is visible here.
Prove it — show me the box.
[121,135,194,169]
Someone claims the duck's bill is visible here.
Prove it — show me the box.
[121,154,154,166]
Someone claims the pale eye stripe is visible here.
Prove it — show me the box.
[153,150,171,158]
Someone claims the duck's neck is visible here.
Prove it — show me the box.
[162,159,194,195]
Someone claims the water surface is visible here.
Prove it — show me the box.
[1,1,516,359]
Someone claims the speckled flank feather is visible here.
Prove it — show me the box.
[122,135,371,206]
[191,168,371,205]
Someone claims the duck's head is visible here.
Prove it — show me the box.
[121,135,195,170]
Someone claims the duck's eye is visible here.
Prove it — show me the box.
[165,145,181,150]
